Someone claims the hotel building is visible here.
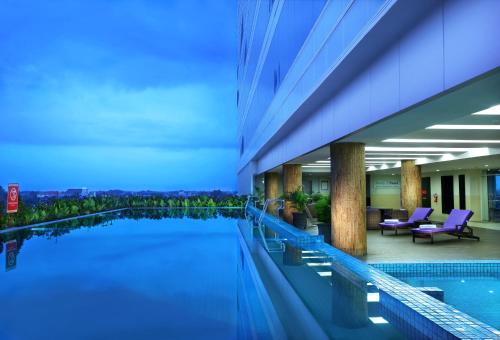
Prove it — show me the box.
[237,0,500,255]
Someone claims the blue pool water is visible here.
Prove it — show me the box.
[0,209,272,340]
[398,274,500,329]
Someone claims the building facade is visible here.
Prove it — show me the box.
[237,0,500,254]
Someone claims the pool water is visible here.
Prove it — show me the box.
[0,209,270,340]
[398,275,500,329]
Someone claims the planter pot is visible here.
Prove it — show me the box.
[317,223,332,245]
[292,212,308,229]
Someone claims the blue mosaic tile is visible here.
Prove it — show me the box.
[246,205,500,339]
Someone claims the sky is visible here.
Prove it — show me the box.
[0,0,237,191]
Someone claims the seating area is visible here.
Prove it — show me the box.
[369,206,481,245]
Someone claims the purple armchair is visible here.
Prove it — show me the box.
[411,209,479,243]
[379,207,433,235]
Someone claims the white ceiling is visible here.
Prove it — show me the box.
[281,68,500,174]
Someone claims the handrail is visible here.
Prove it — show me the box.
[258,198,285,227]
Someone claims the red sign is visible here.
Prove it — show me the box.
[7,183,19,213]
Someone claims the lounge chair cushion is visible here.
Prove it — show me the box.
[379,207,433,229]
[412,209,473,234]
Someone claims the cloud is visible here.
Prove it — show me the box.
[1,80,236,149]
[0,0,238,190]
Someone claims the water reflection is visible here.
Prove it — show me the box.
[283,243,303,266]
[330,264,369,328]
[5,240,17,271]
[0,208,244,272]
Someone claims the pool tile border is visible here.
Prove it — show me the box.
[247,206,500,339]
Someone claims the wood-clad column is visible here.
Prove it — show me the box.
[265,172,280,215]
[401,160,422,216]
[282,164,302,224]
[330,143,366,256]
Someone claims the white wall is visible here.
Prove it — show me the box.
[369,170,488,222]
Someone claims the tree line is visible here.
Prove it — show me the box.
[0,194,246,229]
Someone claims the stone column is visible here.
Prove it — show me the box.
[330,143,366,256]
[401,160,422,216]
[282,164,302,224]
[264,172,280,215]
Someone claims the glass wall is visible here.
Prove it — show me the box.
[487,171,500,222]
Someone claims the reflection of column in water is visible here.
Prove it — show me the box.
[283,243,303,266]
[330,266,369,328]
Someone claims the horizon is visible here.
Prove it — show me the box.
[0,0,238,192]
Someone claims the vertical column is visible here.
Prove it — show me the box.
[401,160,422,216]
[264,172,280,215]
[330,143,366,256]
[282,164,302,224]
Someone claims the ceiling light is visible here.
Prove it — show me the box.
[365,157,419,160]
[365,153,448,156]
[315,160,330,164]
[383,139,500,144]
[426,124,500,130]
[436,169,440,172]
[472,104,500,115]
[366,147,472,152]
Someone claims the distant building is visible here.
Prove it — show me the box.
[63,188,89,198]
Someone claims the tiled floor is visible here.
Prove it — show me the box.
[469,221,500,231]
[362,227,500,262]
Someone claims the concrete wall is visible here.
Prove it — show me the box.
[303,173,330,195]
[238,0,500,189]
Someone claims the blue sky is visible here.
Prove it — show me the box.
[0,0,237,191]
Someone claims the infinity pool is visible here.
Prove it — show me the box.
[0,209,272,340]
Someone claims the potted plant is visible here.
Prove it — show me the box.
[253,187,265,209]
[289,186,308,229]
[315,195,331,244]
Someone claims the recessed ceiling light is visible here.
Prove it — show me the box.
[436,169,440,172]
[315,160,330,163]
[391,173,395,176]
[426,125,500,130]
[484,164,489,167]
[472,104,500,115]
[365,157,419,160]
[365,153,448,156]
[383,139,500,144]
[366,147,472,152]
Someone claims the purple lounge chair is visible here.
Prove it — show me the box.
[379,207,433,235]
[411,209,479,243]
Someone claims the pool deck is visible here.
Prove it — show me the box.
[362,226,500,263]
